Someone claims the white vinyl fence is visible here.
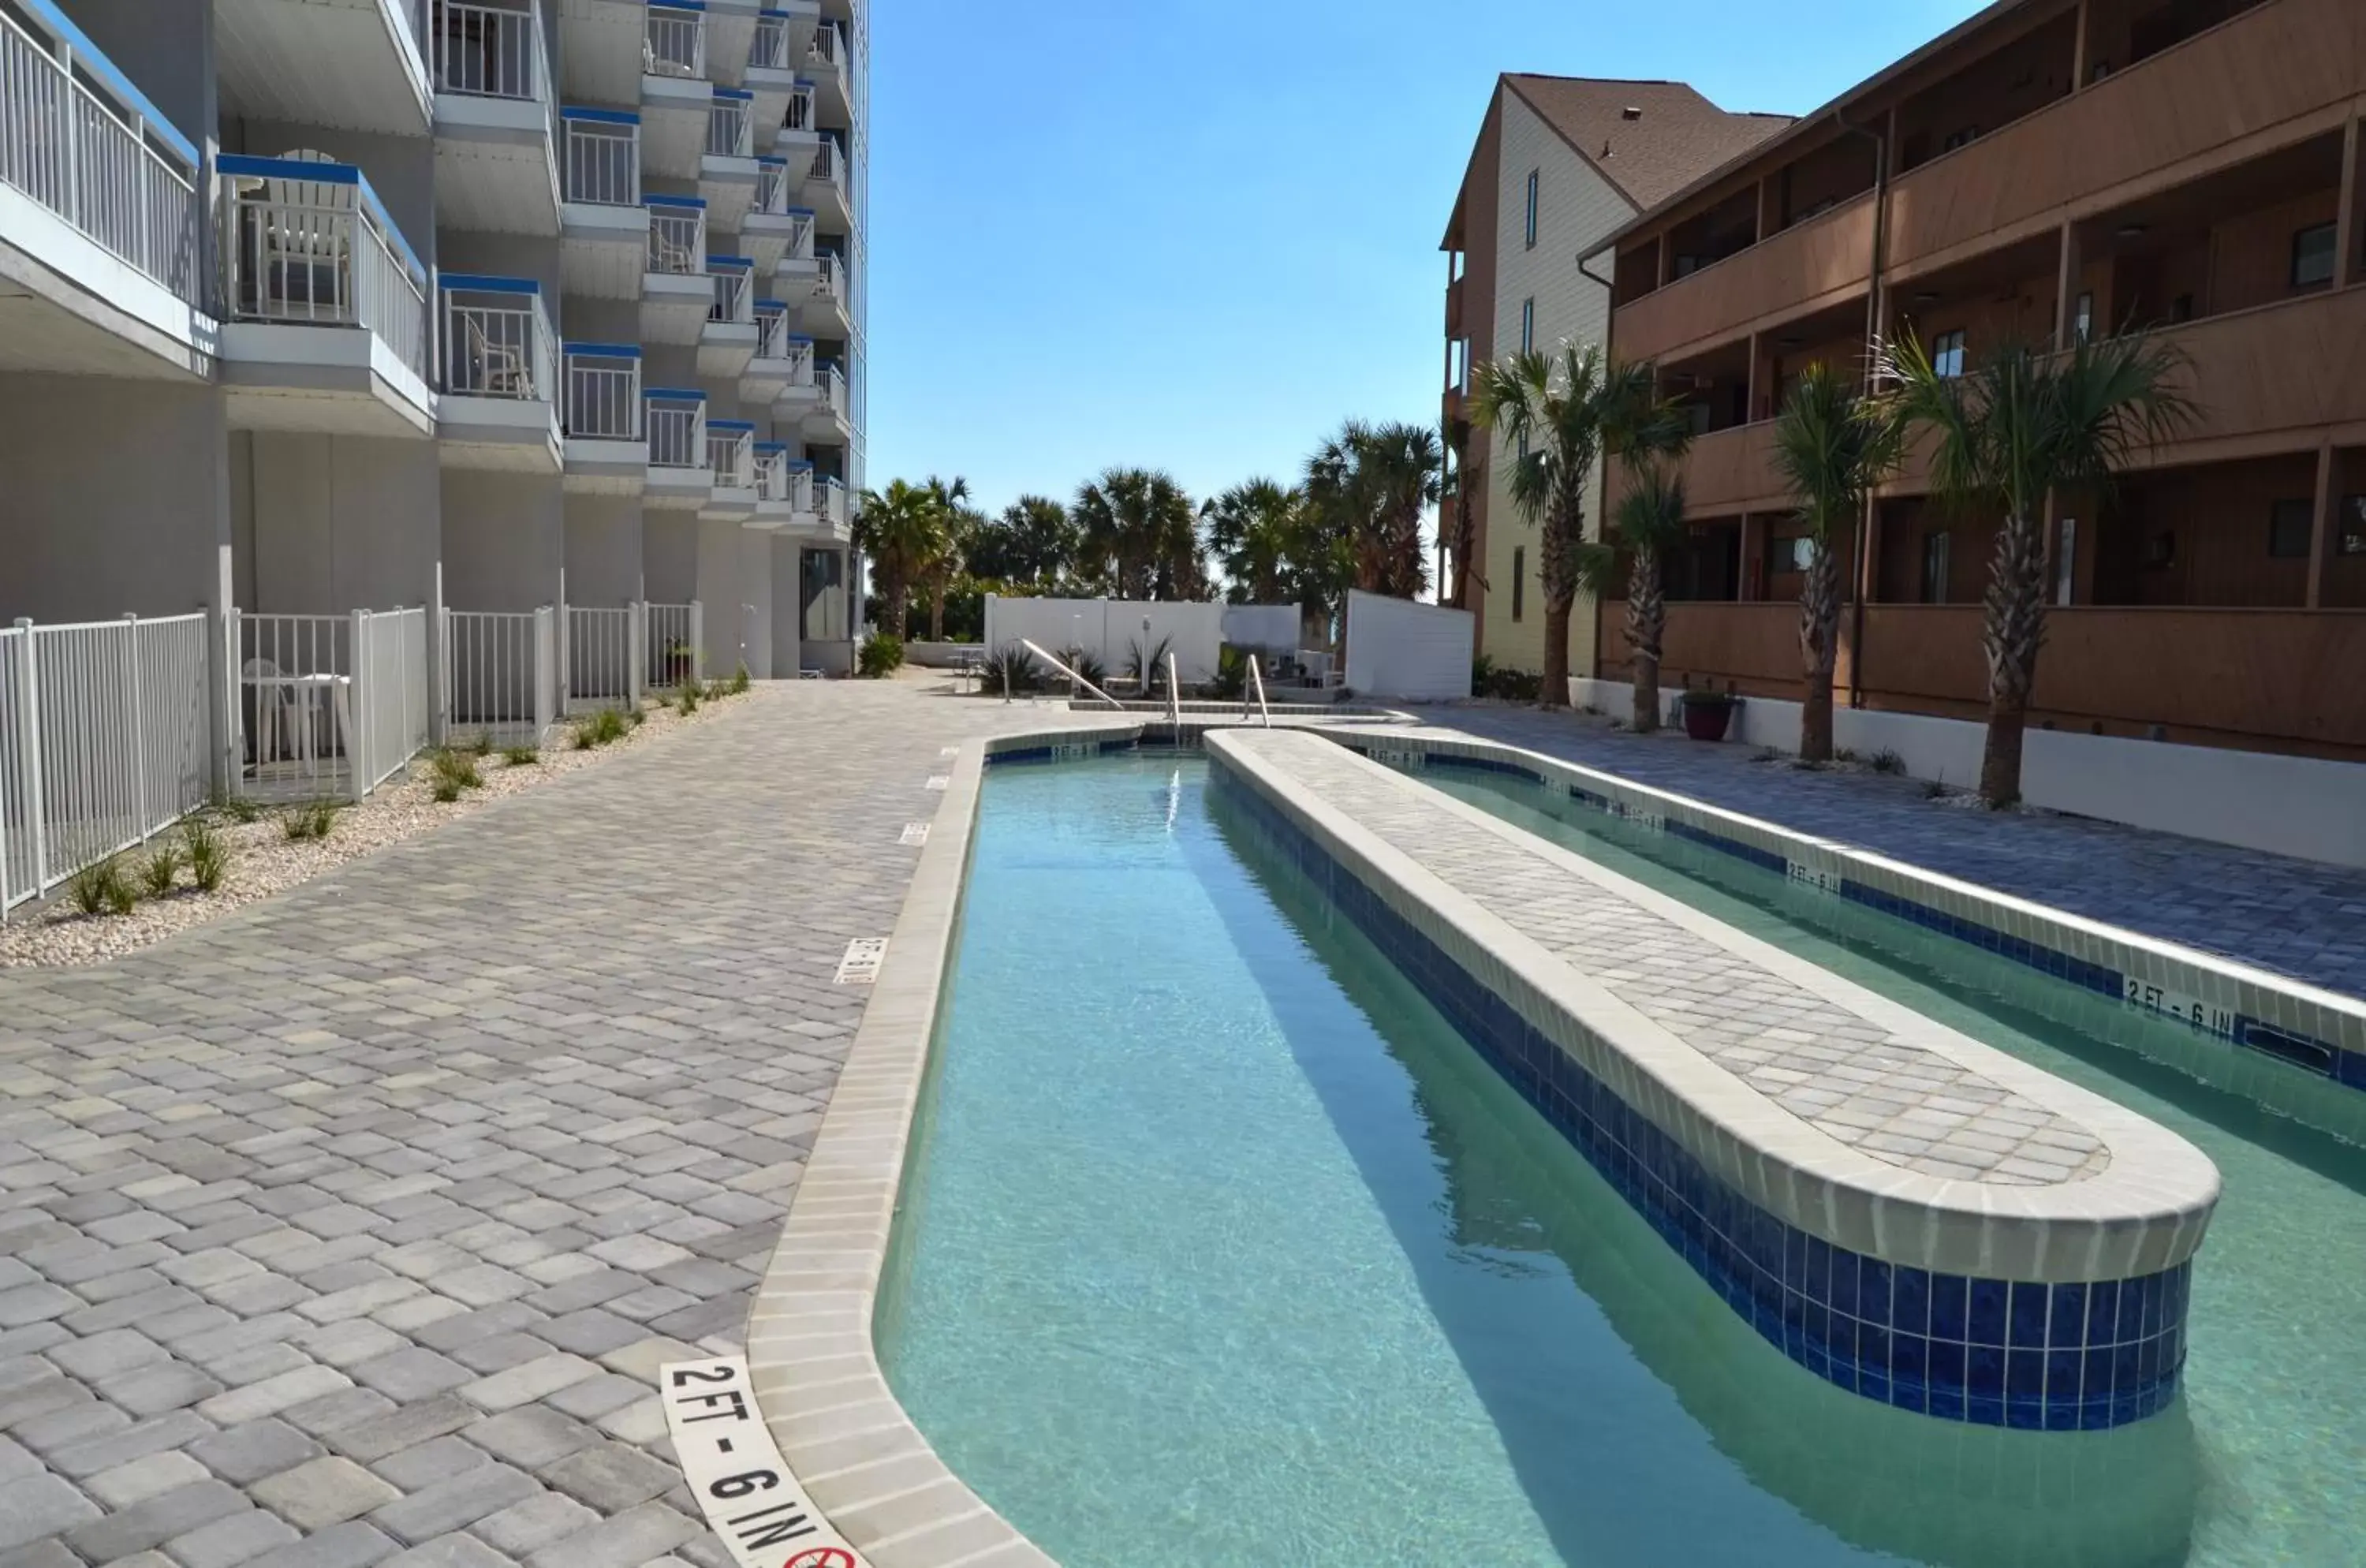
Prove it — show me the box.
[234,607,428,802]
[1,614,210,917]
[443,607,556,747]
[566,606,637,712]
[1342,589,1472,700]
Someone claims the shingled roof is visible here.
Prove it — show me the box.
[1503,76,1792,212]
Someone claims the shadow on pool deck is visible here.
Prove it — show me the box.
[1399,705,2366,1002]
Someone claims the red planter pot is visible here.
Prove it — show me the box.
[1681,698,1737,742]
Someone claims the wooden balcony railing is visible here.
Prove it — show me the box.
[1612,192,1875,365]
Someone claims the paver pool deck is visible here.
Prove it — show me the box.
[0,681,2334,1564]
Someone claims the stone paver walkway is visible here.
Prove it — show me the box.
[0,685,1099,1568]
[1239,730,2109,1185]
[1412,706,2366,1001]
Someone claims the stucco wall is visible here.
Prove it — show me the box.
[564,495,644,606]
[696,517,744,673]
[56,0,215,155]
[0,375,230,622]
[1480,92,1634,681]
[644,513,699,604]
[771,536,804,677]
[441,471,563,613]
[243,431,438,614]
[738,528,774,679]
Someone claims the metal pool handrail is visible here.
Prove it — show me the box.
[1017,639,1121,709]
[1165,651,1181,731]
[1246,651,1271,726]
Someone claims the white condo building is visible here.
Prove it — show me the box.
[0,0,866,876]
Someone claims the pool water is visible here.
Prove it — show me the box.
[875,752,2366,1567]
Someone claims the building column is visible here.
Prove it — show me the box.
[2069,0,2091,88]
[2309,443,2339,608]
[1655,233,1671,289]
[1745,331,1763,422]
[1739,513,1764,600]
[1755,177,1776,245]
[2336,116,2362,289]
[2054,218,2085,349]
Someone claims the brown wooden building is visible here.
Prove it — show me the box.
[1594,0,2366,760]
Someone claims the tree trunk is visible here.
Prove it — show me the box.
[1539,592,1573,708]
[928,572,946,641]
[883,580,909,643]
[1798,537,1842,761]
[1980,510,2047,806]
[1627,554,1665,733]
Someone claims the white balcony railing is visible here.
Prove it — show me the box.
[0,2,203,307]
[785,461,815,513]
[431,1,544,101]
[646,196,704,272]
[645,5,703,78]
[753,155,787,215]
[783,83,813,132]
[562,344,641,439]
[440,275,554,401]
[646,390,706,467]
[707,421,755,488]
[754,302,786,359]
[807,19,842,73]
[749,12,787,71]
[707,91,753,158]
[561,110,638,205]
[780,208,815,260]
[813,250,844,307]
[220,154,431,382]
[754,442,789,501]
[809,136,842,192]
[781,334,814,386]
[818,474,849,530]
[816,358,845,420]
[707,257,753,323]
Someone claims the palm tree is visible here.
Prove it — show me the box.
[1075,468,1203,599]
[1202,480,1303,604]
[1770,363,1906,761]
[987,495,1078,588]
[1598,462,1692,730]
[1302,421,1439,601]
[852,478,943,641]
[1469,344,1681,709]
[1883,331,2192,806]
[1442,416,1480,611]
[920,475,972,642]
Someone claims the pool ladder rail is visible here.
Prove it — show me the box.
[1017,638,1124,707]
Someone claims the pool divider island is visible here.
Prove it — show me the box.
[1204,728,2222,1432]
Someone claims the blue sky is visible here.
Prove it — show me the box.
[864,0,1987,518]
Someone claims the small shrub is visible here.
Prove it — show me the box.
[140,843,185,898]
[1923,780,1950,800]
[431,749,483,790]
[466,733,494,758]
[1868,748,1906,775]
[857,634,905,679]
[282,800,340,841]
[572,707,629,750]
[502,745,539,767]
[980,643,1038,696]
[1061,646,1109,691]
[677,683,700,716]
[1480,665,1544,702]
[183,821,226,892]
[1751,746,1782,763]
[1209,645,1249,701]
[1833,746,1861,763]
[624,707,645,730]
[730,663,751,695]
[431,778,463,804]
[704,678,730,702]
[215,793,261,825]
[69,857,133,917]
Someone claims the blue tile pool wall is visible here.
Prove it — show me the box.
[1209,761,2189,1432]
[1386,747,2360,1093]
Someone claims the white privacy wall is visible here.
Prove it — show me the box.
[1571,676,2366,870]
[982,597,1301,685]
[1344,590,1473,700]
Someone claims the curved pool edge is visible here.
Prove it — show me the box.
[741,726,1149,1568]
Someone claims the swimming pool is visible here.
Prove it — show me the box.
[876,749,2366,1566]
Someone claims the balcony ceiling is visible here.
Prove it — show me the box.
[435,120,562,237]
[561,207,649,299]
[0,259,212,383]
[215,0,431,136]
[557,0,643,103]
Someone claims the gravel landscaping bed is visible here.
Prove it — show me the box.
[0,687,751,969]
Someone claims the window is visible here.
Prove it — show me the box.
[1448,337,1469,392]
[2292,223,2337,290]
[1524,170,1539,249]
[1920,532,1951,604]
[2267,498,2315,559]
[2054,516,2077,606]
[1763,532,1814,581]
[1932,330,1967,379]
[1511,547,1526,621]
[2072,292,2093,344]
[2345,496,2366,557]
[1520,297,1535,353]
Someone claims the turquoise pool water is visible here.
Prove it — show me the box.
[876,752,2366,1566]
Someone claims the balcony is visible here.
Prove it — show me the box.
[699,90,759,229]
[639,5,710,179]
[767,330,818,409]
[560,342,647,492]
[640,194,711,342]
[701,0,761,89]
[701,418,757,521]
[752,440,800,526]
[744,7,815,130]
[430,0,561,237]
[741,301,796,397]
[740,164,807,268]
[558,110,647,297]
[698,256,758,375]
[218,154,435,436]
[798,248,849,334]
[806,472,850,543]
[801,357,848,440]
[1614,192,1875,366]
[644,386,708,508]
[1885,0,2364,278]
[804,17,849,124]
[802,135,849,230]
[216,0,431,136]
[0,0,212,378]
[437,276,559,470]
